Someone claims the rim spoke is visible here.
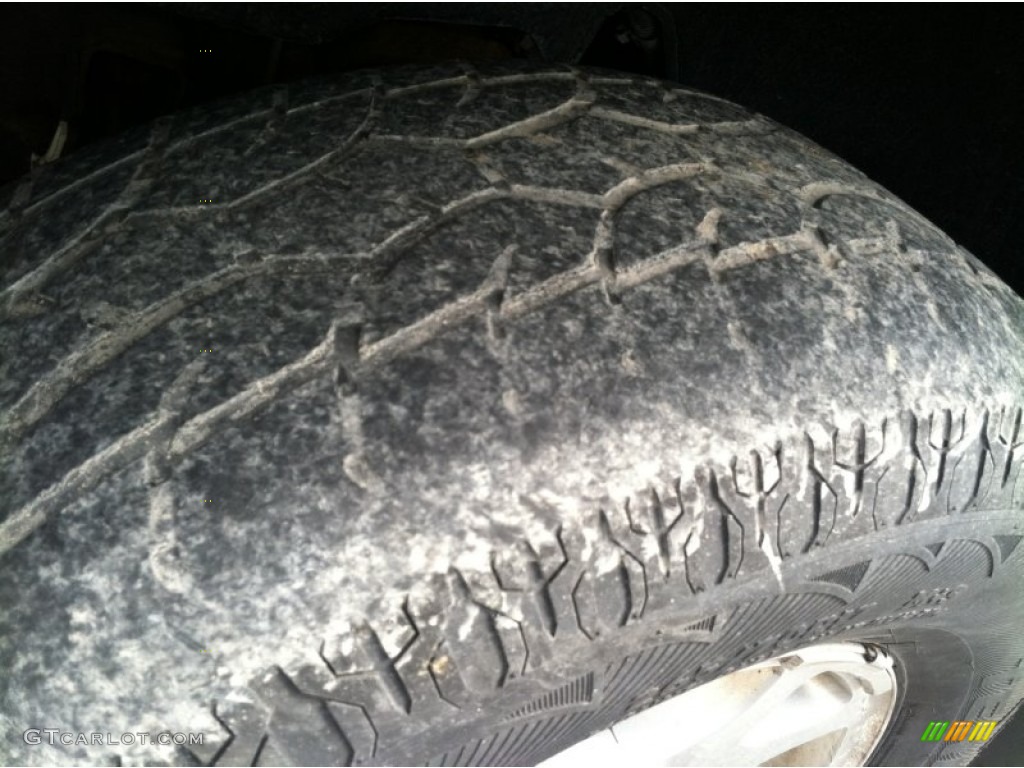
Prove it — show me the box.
[728,661,844,724]
[541,642,897,768]
[748,694,866,764]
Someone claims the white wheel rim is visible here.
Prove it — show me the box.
[540,642,898,767]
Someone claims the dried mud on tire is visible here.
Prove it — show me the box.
[1,63,1023,766]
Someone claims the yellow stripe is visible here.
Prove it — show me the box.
[969,721,998,741]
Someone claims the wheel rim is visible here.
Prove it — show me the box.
[540,642,898,767]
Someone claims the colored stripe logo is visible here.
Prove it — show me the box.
[920,720,997,742]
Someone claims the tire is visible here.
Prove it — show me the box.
[1,62,1022,767]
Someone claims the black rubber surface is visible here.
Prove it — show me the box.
[1,63,1023,766]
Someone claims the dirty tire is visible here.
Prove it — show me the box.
[1,63,1023,767]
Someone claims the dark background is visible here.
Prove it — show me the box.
[0,4,1021,765]
[662,6,1023,298]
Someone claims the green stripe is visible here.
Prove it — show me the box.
[921,721,950,741]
